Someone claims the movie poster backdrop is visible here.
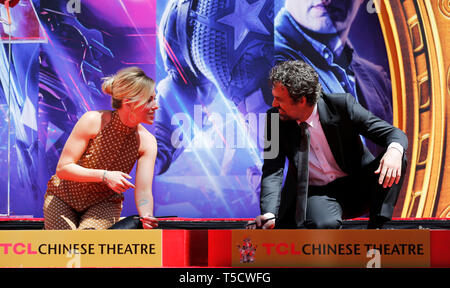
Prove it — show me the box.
[0,0,448,219]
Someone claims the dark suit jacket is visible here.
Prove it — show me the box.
[260,92,408,223]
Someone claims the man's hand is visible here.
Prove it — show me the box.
[246,213,276,229]
[374,147,403,188]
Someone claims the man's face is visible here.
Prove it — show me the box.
[286,0,363,34]
[271,82,310,122]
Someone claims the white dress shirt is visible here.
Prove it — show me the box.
[298,105,403,186]
[299,105,347,186]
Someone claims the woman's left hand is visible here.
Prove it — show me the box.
[140,216,158,229]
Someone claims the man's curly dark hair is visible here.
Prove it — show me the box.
[269,60,322,106]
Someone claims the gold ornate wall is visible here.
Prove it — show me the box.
[378,0,450,218]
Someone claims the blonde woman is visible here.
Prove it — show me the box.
[43,67,159,230]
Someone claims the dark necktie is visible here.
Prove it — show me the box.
[295,122,310,227]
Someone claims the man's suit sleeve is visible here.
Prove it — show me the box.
[346,94,408,152]
[260,108,285,216]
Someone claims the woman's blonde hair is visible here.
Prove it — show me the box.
[101,67,155,110]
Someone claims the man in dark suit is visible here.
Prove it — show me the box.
[249,60,407,229]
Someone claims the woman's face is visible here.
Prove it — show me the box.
[132,91,159,125]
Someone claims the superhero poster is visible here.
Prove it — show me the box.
[0,0,392,218]
[151,0,390,218]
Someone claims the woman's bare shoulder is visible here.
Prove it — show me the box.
[76,110,112,137]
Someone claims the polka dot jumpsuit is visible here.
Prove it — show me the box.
[43,111,140,230]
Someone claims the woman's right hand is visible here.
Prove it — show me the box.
[140,216,159,229]
[103,171,135,194]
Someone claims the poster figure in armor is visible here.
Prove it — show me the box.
[155,0,274,173]
[154,0,274,216]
